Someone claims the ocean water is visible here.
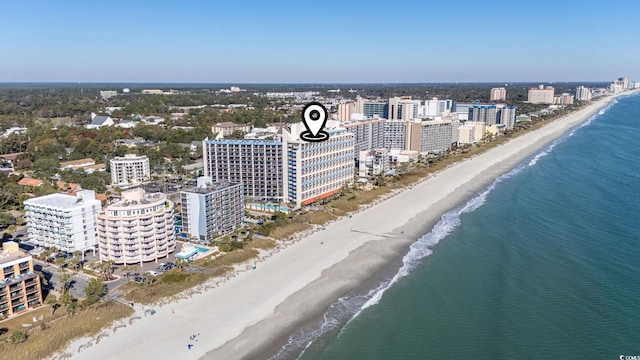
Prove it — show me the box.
[277,94,640,360]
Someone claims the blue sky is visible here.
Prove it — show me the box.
[1,0,638,83]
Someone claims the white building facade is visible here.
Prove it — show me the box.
[180,177,245,241]
[96,189,175,265]
[282,123,355,207]
[24,190,102,253]
[110,154,150,186]
[359,149,390,179]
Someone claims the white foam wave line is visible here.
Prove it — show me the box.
[275,164,529,360]
[272,101,620,357]
[355,165,526,315]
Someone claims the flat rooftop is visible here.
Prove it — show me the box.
[184,181,241,194]
[25,192,97,209]
[0,250,30,265]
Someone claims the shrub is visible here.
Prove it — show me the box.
[7,331,27,344]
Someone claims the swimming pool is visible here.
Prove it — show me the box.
[247,203,289,213]
[194,246,209,253]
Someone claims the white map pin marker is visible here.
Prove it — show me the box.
[300,102,329,142]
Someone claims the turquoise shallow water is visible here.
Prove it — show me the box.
[282,94,640,360]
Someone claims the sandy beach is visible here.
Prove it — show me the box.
[65,91,634,360]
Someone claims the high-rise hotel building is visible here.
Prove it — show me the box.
[204,123,354,208]
[110,154,150,186]
[96,189,175,265]
[203,136,284,201]
[342,119,385,158]
[575,86,592,101]
[282,123,354,207]
[383,120,409,150]
[527,85,555,104]
[24,190,101,253]
[490,87,507,101]
[180,177,244,241]
[407,120,457,154]
[0,241,43,317]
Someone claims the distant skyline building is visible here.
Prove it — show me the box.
[337,101,356,122]
[421,98,452,117]
[388,97,420,121]
[24,190,101,254]
[490,87,507,101]
[211,122,252,136]
[527,84,555,104]
[356,96,388,118]
[110,154,150,186]
[467,104,516,128]
[554,93,575,105]
[407,120,456,154]
[383,120,409,150]
[180,177,244,241]
[342,119,385,158]
[575,86,592,101]
[97,189,175,265]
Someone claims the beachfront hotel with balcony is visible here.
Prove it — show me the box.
[281,122,355,207]
[0,241,43,318]
[204,122,356,208]
[24,190,102,254]
[96,188,175,265]
[180,177,245,241]
[203,134,284,201]
[110,154,150,186]
[341,118,385,158]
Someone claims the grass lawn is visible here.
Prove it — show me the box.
[0,306,52,342]
[0,301,133,360]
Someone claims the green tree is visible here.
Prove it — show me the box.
[60,292,78,316]
[83,278,107,305]
[32,157,60,179]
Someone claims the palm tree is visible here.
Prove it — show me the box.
[96,260,115,281]
[46,296,60,317]
[60,273,71,295]
[175,258,187,272]
[121,265,135,282]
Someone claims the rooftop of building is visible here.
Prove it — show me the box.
[18,178,44,187]
[60,158,95,167]
[25,190,98,208]
[213,121,251,128]
[0,242,31,265]
[112,154,148,160]
[89,115,112,126]
[109,188,166,209]
[183,180,242,194]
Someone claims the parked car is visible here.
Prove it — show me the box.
[164,262,176,270]
[133,276,146,284]
[145,270,159,277]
